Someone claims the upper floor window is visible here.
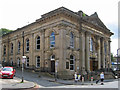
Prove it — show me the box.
[36,36,40,50]
[11,43,13,54]
[104,42,107,55]
[70,55,75,70]
[70,32,74,48]
[18,41,21,53]
[36,56,40,68]
[26,39,29,52]
[50,32,55,48]
[90,37,93,52]
[3,45,6,55]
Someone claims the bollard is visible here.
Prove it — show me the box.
[82,76,84,85]
[91,77,93,85]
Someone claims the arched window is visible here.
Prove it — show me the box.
[3,45,6,55]
[90,37,93,52]
[26,39,29,52]
[18,41,21,53]
[17,58,20,67]
[70,55,75,70]
[70,32,74,48]
[51,55,55,60]
[11,43,13,54]
[26,57,29,67]
[36,56,40,68]
[36,36,40,50]
[50,32,55,48]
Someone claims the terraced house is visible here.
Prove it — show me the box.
[1,7,113,79]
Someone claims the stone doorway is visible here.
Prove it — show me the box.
[90,60,98,71]
[51,60,55,72]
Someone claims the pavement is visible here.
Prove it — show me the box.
[1,79,36,89]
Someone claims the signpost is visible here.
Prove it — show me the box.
[21,56,26,83]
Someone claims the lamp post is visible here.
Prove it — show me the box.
[21,31,25,83]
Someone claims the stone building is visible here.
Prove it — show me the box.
[1,7,113,79]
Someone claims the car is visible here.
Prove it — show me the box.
[0,66,16,79]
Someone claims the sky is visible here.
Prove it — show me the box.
[0,0,119,55]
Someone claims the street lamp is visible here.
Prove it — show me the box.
[21,31,26,83]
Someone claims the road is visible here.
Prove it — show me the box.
[0,68,119,90]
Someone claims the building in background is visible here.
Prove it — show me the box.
[1,7,113,79]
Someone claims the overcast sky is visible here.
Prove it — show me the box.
[0,0,119,55]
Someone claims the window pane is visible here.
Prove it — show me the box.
[70,65,73,70]
[66,62,69,69]
[70,60,73,64]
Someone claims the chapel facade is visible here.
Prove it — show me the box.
[1,7,113,79]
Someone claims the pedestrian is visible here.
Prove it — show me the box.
[78,74,81,81]
[100,72,104,85]
[74,72,78,82]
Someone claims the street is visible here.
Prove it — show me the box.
[0,68,119,90]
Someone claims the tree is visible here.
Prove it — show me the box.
[111,53,115,62]
[0,28,13,36]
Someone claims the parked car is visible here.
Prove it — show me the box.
[0,66,16,79]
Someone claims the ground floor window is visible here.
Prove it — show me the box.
[11,58,13,66]
[66,62,69,69]
[17,58,20,67]
[36,56,40,68]
[26,57,29,67]
[70,55,75,70]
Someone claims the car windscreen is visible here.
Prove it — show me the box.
[2,68,13,71]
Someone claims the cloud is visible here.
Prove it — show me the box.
[111,38,118,55]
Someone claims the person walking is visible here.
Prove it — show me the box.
[74,72,78,82]
[78,74,81,81]
[100,72,104,85]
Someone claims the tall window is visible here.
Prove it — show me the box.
[26,57,29,67]
[70,32,74,48]
[26,39,29,52]
[50,32,55,48]
[90,37,93,52]
[36,36,40,50]
[104,42,107,55]
[70,55,75,70]
[18,41,21,53]
[36,56,40,68]
[17,58,20,67]
[3,45,6,55]
[11,43,13,54]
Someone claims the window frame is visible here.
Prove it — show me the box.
[36,36,40,50]
[50,32,55,48]
[26,57,29,68]
[18,41,21,53]
[36,56,40,68]
[26,39,29,52]
[11,43,13,54]
[70,32,74,48]
[70,55,75,71]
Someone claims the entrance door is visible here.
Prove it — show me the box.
[51,61,55,72]
[90,60,98,71]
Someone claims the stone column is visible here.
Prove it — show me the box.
[85,32,90,72]
[97,37,101,69]
[102,38,105,68]
[106,40,109,68]
[81,31,86,74]
[108,40,111,68]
